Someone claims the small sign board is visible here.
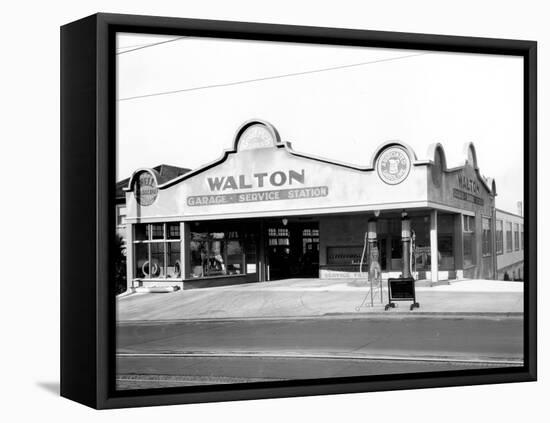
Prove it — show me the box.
[385,277,419,311]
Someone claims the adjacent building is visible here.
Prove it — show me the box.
[495,208,524,280]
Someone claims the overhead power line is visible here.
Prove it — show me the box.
[118,52,429,102]
[117,36,187,55]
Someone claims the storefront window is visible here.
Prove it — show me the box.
[134,223,148,241]
[133,223,181,279]
[496,220,503,255]
[391,238,402,259]
[482,217,492,257]
[190,227,248,278]
[463,215,475,267]
[411,216,430,270]
[302,228,319,254]
[506,222,513,252]
[438,234,454,269]
[151,223,164,240]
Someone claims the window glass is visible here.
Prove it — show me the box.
[514,223,520,251]
[438,234,454,269]
[482,217,492,257]
[391,238,402,259]
[189,228,249,279]
[190,232,208,278]
[151,223,164,240]
[133,223,182,279]
[463,232,474,266]
[496,220,503,255]
[150,243,164,277]
[167,222,180,239]
[227,237,244,275]
[463,215,475,266]
[166,242,181,278]
[134,224,148,241]
[134,243,148,278]
[506,222,513,252]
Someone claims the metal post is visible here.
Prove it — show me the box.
[180,222,191,282]
[125,222,134,291]
[402,215,411,279]
[430,209,439,284]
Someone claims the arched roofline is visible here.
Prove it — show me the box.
[232,119,282,150]
[463,142,479,170]
[426,142,448,171]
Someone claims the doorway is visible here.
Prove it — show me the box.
[266,221,319,280]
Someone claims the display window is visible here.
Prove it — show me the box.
[133,223,181,279]
[190,224,255,279]
[463,215,476,267]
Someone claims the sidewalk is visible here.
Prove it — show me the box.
[117,278,524,321]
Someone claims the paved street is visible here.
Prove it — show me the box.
[116,316,523,389]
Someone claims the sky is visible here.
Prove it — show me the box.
[116,33,524,213]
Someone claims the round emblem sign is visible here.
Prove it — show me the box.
[134,171,158,206]
[238,124,276,150]
[376,146,411,185]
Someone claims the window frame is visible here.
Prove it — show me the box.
[481,216,492,257]
[462,214,476,267]
[506,221,513,253]
[133,222,182,280]
[495,219,504,255]
[514,223,520,251]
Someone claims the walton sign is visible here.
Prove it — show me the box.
[207,169,306,191]
[188,169,328,206]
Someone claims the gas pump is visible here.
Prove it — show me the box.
[356,217,383,311]
[384,212,420,311]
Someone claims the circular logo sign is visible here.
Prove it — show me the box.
[134,172,158,206]
[239,124,276,150]
[376,146,411,185]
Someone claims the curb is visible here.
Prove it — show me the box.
[117,311,523,325]
[116,350,524,366]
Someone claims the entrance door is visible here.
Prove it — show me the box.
[266,222,319,280]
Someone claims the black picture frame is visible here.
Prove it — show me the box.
[60,12,537,409]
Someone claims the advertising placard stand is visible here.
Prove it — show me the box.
[385,277,420,311]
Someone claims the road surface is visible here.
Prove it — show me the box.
[116,316,523,389]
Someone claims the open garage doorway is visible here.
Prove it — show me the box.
[266,220,319,280]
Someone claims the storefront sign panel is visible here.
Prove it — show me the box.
[187,186,328,206]
[126,146,429,220]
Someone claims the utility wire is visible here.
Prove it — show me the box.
[117,36,187,55]
[117,42,159,50]
[118,52,429,102]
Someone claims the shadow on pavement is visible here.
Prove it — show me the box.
[36,381,59,396]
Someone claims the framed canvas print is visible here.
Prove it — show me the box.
[60,13,537,409]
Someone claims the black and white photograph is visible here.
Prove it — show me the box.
[114,32,526,390]
[3,0,547,419]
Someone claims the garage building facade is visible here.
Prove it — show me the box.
[123,120,499,290]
